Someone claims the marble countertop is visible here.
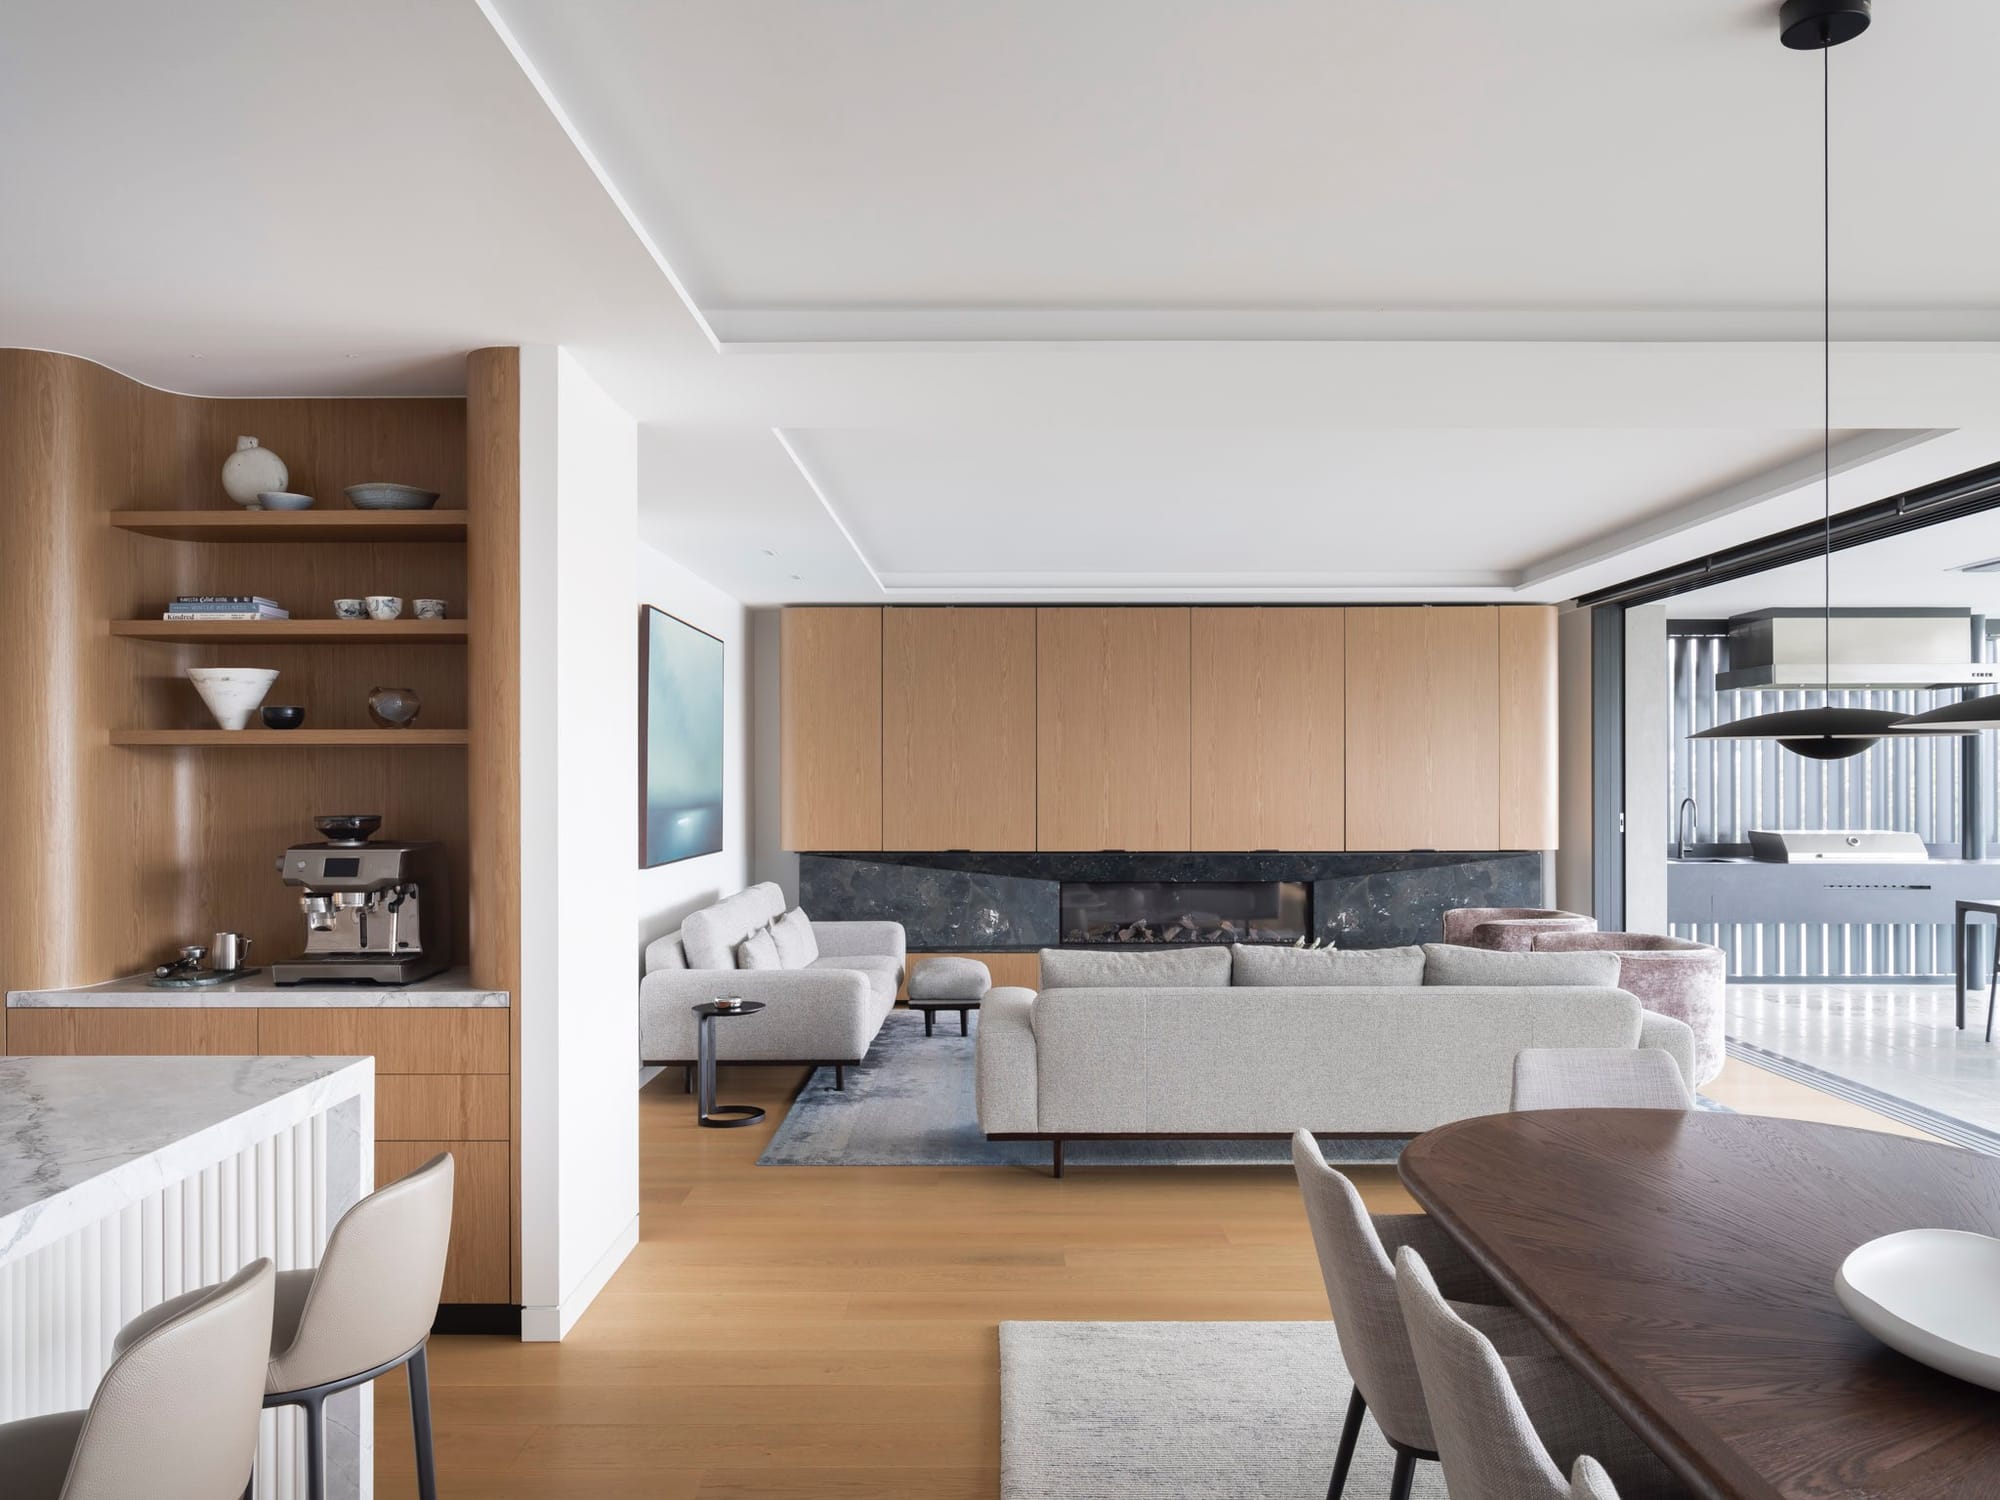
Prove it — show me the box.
[0,1055,373,1262]
[7,964,507,1009]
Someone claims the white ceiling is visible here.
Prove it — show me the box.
[6,2,2000,605]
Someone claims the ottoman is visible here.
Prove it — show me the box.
[907,956,992,1037]
[1442,906,1597,952]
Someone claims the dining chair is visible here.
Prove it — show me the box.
[1510,1048,1694,1112]
[114,1153,455,1500]
[1573,1456,1623,1499]
[0,1258,275,1500]
[1292,1130,1544,1500]
[1394,1247,1689,1500]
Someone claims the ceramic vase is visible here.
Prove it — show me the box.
[220,436,288,508]
[188,667,280,731]
[367,685,422,728]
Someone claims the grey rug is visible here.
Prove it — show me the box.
[1000,1320,1446,1500]
[759,1008,1410,1168]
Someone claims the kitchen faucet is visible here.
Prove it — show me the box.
[1676,796,1698,860]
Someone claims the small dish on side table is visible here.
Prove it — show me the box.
[1837,1228,2000,1391]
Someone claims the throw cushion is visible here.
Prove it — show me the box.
[1421,944,1622,988]
[770,907,819,969]
[1230,943,1426,988]
[1038,946,1232,990]
[736,926,781,971]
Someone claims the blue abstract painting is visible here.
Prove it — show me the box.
[642,606,725,867]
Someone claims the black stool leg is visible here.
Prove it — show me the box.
[684,1064,694,1094]
[1387,1449,1416,1500]
[303,1392,325,1500]
[959,1007,969,1036]
[834,1064,845,1091]
[1326,1387,1367,1500]
[925,1010,935,1037]
[408,1343,439,1500]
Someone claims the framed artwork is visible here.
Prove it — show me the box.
[640,605,725,867]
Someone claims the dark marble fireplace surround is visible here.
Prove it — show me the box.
[799,851,1543,952]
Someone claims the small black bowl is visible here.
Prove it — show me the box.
[314,812,382,843]
[261,705,305,730]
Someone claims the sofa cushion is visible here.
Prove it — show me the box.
[771,907,819,969]
[736,927,781,970]
[1230,943,1426,988]
[1038,946,1232,990]
[809,953,900,1005]
[681,883,787,969]
[1422,944,1622,988]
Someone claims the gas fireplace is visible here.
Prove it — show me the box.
[1059,880,1310,946]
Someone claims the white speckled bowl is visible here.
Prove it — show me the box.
[187,667,279,731]
[344,483,440,510]
[1837,1228,2000,1391]
[257,491,316,510]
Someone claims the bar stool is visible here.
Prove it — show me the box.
[113,1153,455,1500]
[0,1258,275,1500]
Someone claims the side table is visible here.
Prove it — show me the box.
[691,1000,767,1128]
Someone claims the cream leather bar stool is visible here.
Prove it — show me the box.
[114,1153,455,1500]
[0,1258,275,1500]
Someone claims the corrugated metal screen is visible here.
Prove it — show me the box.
[1666,629,1965,977]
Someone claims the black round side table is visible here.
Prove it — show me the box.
[691,1000,767,1128]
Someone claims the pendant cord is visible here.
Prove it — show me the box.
[1822,33,1832,698]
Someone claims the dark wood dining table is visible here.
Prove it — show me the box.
[1400,1112,2000,1500]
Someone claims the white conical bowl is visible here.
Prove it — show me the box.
[187,667,279,731]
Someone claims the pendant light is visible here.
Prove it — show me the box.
[1891,691,2000,732]
[1693,0,1890,762]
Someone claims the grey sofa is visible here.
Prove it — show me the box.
[976,943,1695,1174]
[639,882,906,1088]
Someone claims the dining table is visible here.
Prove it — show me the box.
[1399,1111,2000,1500]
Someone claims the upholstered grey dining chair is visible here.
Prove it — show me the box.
[1572,1457,1623,1500]
[0,1258,275,1500]
[115,1153,455,1500]
[1293,1130,1546,1500]
[1394,1247,1688,1500]
[1511,1048,1694,1112]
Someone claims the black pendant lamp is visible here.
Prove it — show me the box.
[1892,692,2000,732]
[1694,0,1887,763]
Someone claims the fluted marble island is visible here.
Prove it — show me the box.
[0,1054,374,1498]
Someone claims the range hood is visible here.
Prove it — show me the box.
[1715,609,1995,692]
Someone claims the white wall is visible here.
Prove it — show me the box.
[518,347,641,1341]
[637,543,750,947]
[1623,603,1670,933]
[748,607,799,901]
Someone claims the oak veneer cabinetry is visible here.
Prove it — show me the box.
[1345,607,1501,850]
[1497,605,1560,851]
[1190,607,1345,851]
[1037,607,1193,852]
[882,607,1037,850]
[781,607,884,850]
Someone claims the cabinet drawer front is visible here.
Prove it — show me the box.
[6,1009,261,1056]
[378,1139,510,1304]
[377,1074,510,1140]
[260,1009,507,1073]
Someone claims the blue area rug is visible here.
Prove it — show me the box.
[758,1008,1411,1168]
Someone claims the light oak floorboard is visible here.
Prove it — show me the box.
[375,1050,1924,1497]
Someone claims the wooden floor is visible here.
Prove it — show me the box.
[369,1045,1937,1498]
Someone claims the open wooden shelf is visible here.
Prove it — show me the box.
[113,618,469,644]
[110,510,468,543]
[111,728,469,748]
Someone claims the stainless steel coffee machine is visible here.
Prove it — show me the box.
[274,815,451,985]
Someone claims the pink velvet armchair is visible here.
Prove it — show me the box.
[1440,907,1596,952]
[1530,931,1728,1086]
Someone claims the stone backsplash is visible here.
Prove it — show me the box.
[799,851,1543,951]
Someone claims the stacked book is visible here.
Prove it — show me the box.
[162,595,290,622]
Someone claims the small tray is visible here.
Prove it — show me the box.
[149,966,263,990]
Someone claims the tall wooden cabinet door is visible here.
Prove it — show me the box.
[882,607,1037,850]
[1191,608,1345,851]
[1497,605,1559,850]
[1036,608,1191,851]
[780,608,883,851]
[1345,607,1499,850]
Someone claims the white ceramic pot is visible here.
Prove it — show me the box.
[188,667,280,731]
[220,436,288,508]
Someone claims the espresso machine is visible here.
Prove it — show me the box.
[273,815,452,985]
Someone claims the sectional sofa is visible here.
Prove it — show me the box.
[975,942,1695,1174]
[638,883,906,1088]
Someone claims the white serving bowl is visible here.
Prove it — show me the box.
[257,490,316,510]
[1836,1228,2000,1391]
[187,667,279,732]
